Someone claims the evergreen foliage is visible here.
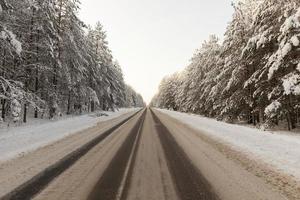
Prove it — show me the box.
[0,0,144,123]
[152,0,300,130]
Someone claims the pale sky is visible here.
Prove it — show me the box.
[79,0,234,104]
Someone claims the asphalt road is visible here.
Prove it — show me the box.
[0,108,287,200]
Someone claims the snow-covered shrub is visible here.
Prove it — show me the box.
[216,115,223,121]
[223,115,235,124]
[260,121,274,131]
[10,98,21,122]
[95,112,109,117]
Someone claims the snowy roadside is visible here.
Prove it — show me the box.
[0,108,139,162]
[156,109,300,181]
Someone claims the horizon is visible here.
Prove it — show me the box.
[79,0,234,103]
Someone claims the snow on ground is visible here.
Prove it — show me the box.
[0,108,139,162]
[157,109,300,181]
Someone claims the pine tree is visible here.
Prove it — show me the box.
[152,0,300,130]
[0,0,144,123]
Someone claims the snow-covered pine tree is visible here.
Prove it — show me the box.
[216,0,257,122]
[264,2,300,129]
[87,22,118,111]
[124,85,144,108]
[0,0,144,122]
[153,0,300,130]
[0,0,38,123]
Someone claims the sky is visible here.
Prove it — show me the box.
[79,0,234,104]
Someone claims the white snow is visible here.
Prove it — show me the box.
[281,43,292,58]
[0,108,139,162]
[264,100,281,117]
[267,57,279,80]
[0,27,22,55]
[267,8,300,81]
[158,109,300,181]
[280,8,300,35]
[291,35,300,47]
[10,99,22,122]
[297,63,300,72]
[283,73,300,95]
[88,87,100,105]
[267,42,292,80]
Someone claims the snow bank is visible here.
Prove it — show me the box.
[157,109,300,180]
[0,108,139,162]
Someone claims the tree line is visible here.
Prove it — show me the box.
[151,0,300,130]
[0,0,144,123]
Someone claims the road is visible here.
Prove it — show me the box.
[0,108,288,200]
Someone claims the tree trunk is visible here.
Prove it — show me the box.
[259,107,264,124]
[102,99,106,111]
[289,95,296,129]
[248,110,252,124]
[34,109,38,118]
[23,103,27,123]
[49,101,55,119]
[296,108,299,125]
[53,0,63,92]
[291,112,297,129]
[34,28,40,119]
[34,68,39,118]
[1,99,6,120]
[286,112,291,131]
[2,49,6,77]
[275,115,279,126]
[91,100,95,112]
[252,112,256,126]
[67,91,71,115]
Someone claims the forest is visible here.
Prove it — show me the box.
[152,0,300,130]
[0,0,144,123]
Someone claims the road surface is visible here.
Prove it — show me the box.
[0,108,289,200]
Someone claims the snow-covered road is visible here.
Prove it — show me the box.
[0,108,294,200]
[158,109,300,182]
[0,108,139,162]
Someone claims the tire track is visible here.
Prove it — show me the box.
[0,110,141,200]
[88,109,146,200]
[151,109,219,200]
